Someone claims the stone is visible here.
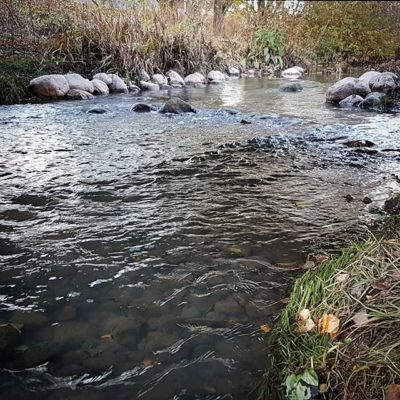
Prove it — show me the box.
[87,107,108,114]
[161,84,172,90]
[140,70,150,82]
[281,66,304,77]
[354,79,371,97]
[339,94,364,108]
[131,103,156,112]
[207,70,226,84]
[184,72,206,86]
[159,98,196,114]
[0,324,20,357]
[359,92,388,110]
[344,140,375,148]
[140,81,160,91]
[66,89,95,100]
[152,73,168,86]
[98,316,143,348]
[384,193,400,212]
[167,70,185,87]
[363,196,373,204]
[29,74,69,99]
[64,73,94,93]
[53,321,95,345]
[371,72,399,93]
[214,297,242,316]
[10,311,48,328]
[326,77,358,103]
[279,82,303,92]
[108,74,128,94]
[91,79,109,95]
[92,73,112,86]
[181,304,202,319]
[227,66,240,76]
[128,83,141,93]
[142,331,177,353]
[240,119,251,124]
[358,71,381,87]
[54,305,76,322]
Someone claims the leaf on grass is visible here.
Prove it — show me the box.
[318,314,340,336]
[386,384,400,400]
[319,383,328,393]
[297,309,316,333]
[371,281,390,291]
[353,311,369,327]
[260,323,271,334]
[336,273,349,284]
[303,260,315,269]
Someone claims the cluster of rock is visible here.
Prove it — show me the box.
[326,71,400,111]
[28,67,242,101]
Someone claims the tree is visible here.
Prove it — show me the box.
[213,0,234,36]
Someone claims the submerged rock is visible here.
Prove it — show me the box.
[93,73,112,86]
[359,92,388,111]
[140,70,150,82]
[279,82,303,92]
[66,89,94,100]
[29,74,69,99]
[207,70,226,84]
[140,81,160,91]
[128,83,141,93]
[344,140,375,148]
[384,193,400,212]
[326,77,369,103]
[339,94,363,108]
[108,74,128,94]
[131,103,156,112]
[65,73,94,93]
[167,70,185,87]
[159,98,196,114]
[87,107,108,114]
[91,79,109,95]
[184,72,206,86]
[152,73,168,86]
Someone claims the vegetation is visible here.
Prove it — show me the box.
[257,217,400,400]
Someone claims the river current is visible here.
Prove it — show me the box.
[0,76,399,400]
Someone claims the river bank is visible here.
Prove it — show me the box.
[258,215,400,400]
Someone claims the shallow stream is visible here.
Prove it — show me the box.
[0,75,399,400]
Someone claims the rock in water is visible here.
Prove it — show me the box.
[159,98,196,114]
[358,71,381,88]
[93,73,112,86]
[279,82,303,92]
[359,92,388,110]
[29,75,70,98]
[227,66,240,76]
[66,89,95,100]
[108,74,128,94]
[167,70,185,87]
[184,72,206,86]
[91,79,109,95]
[371,72,399,93]
[326,77,358,103]
[281,66,304,78]
[140,70,150,82]
[339,94,363,108]
[207,70,226,84]
[152,73,168,86]
[131,103,156,112]
[140,81,160,91]
[87,107,108,114]
[64,73,94,93]
[384,193,400,212]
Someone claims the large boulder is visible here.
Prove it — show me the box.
[184,72,206,86]
[339,94,364,108]
[64,74,94,93]
[207,70,226,84]
[159,98,196,114]
[281,66,304,78]
[371,72,399,93]
[140,81,160,91]
[359,71,381,88]
[152,73,168,86]
[108,74,128,94]
[227,66,240,76]
[359,92,390,111]
[326,77,370,103]
[92,73,112,86]
[66,89,94,100]
[166,70,185,87]
[29,75,69,99]
[91,79,109,96]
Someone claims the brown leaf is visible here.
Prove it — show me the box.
[318,314,340,335]
[386,384,400,400]
[371,281,390,291]
[353,311,369,327]
[260,323,271,334]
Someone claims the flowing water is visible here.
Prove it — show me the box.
[0,76,399,400]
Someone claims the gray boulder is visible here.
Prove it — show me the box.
[207,70,226,84]
[339,94,364,108]
[92,73,112,86]
[371,72,399,93]
[64,74,94,93]
[359,71,381,88]
[91,79,109,95]
[279,82,303,92]
[140,70,150,82]
[108,74,128,94]
[87,107,108,114]
[66,89,94,100]
[128,83,141,93]
[159,98,196,114]
[131,103,156,112]
[152,73,168,86]
[227,66,240,76]
[326,77,357,103]
[359,92,389,111]
[167,70,185,87]
[140,81,160,91]
[29,75,70,99]
[184,72,206,86]
[281,66,304,78]
[354,79,371,97]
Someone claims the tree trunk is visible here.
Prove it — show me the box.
[213,0,233,37]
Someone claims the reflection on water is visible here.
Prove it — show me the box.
[0,76,399,400]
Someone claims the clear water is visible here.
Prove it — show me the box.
[0,75,399,400]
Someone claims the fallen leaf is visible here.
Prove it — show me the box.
[353,311,369,327]
[260,323,271,334]
[142,359,155,367]
[280,297,290,304]
[297,309,316,333]
[313,254,329,264]
[319,383,329,393]
[386,384,400,400]
[303,260,315,269]
[371,281,390,291]
[318,314,340,335]
[391,271,400,281]
[298,309,311,322]
[336,273,349,284]
[101,334,113,340]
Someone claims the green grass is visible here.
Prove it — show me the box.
[257,218,400,400]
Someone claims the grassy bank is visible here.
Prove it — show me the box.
[258,217,400,400]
